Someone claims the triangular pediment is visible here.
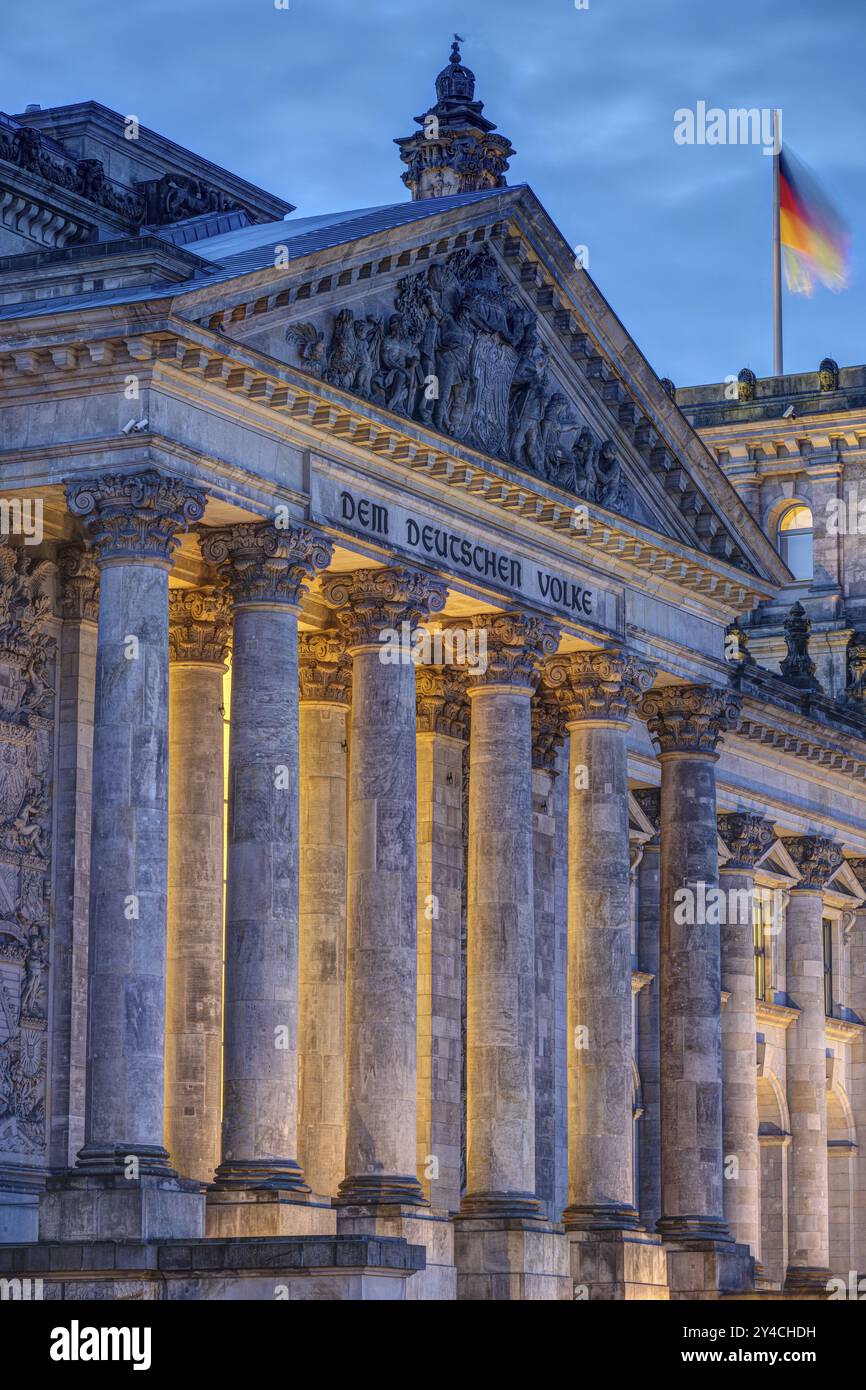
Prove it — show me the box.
[163,187,788,585]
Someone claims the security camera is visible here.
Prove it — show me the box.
[121,418,149,434]
[783,405,795,419]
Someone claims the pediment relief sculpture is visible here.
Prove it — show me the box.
[285,246,638,520]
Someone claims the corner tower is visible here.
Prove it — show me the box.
[395,36,515,200]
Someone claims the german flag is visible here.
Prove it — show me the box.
[779,148,849,295]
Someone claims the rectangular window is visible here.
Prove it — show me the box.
[823,919,834,1017]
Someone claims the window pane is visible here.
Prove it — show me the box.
[780,505,813,532]
[781,530,813,581]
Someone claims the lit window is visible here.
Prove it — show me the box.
[753,893,774,1001]
[778,505,813,581]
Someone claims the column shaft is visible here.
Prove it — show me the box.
[636,839,662,1231]
[298,698,348,1198]
[166,639,227,1184]
[719,865,762,1257]
[416,719,465,1214]
[639,685,741,1243]
[464,685,538,1213]
[564,720,638,1226]
[785,889,831,1280]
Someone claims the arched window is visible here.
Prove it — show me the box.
[778,504,813,581]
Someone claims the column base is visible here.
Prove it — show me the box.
[38,1171,205,1243]
[335,1174,428,1207]
[457,1190,544,1221]
[205,1187,335,1238]
[569,1227,670,1300]
[657,1214,733,1243]
[783,1266,833,1296]
[454,1216,571,1301]
[210,1159,309,1193]
[75,1143,176,1179]
[664,1236,755,1300]
[562,1201,641,1232]
[336,1204,455,1300]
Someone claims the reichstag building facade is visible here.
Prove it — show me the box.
[0,42,863,1300]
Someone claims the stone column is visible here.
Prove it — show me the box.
[415,667,467,1215]
[453,614,569,1301]
[322,566,446,1207]
[545,651,654,1232]
[50,546,99,1173]
[200,522,332,1199]
[783,835,842,1290]
[297,630,351,1199]
[65,471,205,1180]
[530,688,568,1221]
[165,587,231,1184]
[459,613,557,1218]
[717,812,775,1261]
[633,789,662,1232]
[638,685,741,1251]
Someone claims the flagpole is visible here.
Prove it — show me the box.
[772,109,783,376]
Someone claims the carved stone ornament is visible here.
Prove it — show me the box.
[199,522,332,608]
[779,601,820,691]
[632,787,660,834]
[56,543,99,622]
[298,629,352,705]
[530,686,569,770]
[638,684,742,756]
[0,120,145,223]
[543,649,655,724]
[321,566,447,648]
[395,37,514,202]
[818,357,839,392]
[286,244,635,516]
[0,542,56,1158]
[168,586,232,665]
[66,470,206,566]
[784,835,844,891]
[718,812,775,871]
[847,857,866,894]
[447,611,559,691]
[843,629,866,708]
[416,665,469,739]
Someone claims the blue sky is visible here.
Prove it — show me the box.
[2,0,863,386]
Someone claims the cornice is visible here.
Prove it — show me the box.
[756,999,799,1030]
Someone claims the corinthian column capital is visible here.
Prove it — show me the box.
[199,522,332,608]
[168,586,232,665]
[66,470,206,567]
[415,665,469,738]
[531,686,569,770]
[784,835,844,891]
[56,543,99,621]
[450,611,559,691]
[298,629,352,705]
[718,812,775,871]
[639,684,741,756]
[321,565,446,648]
[543,649,655,724]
